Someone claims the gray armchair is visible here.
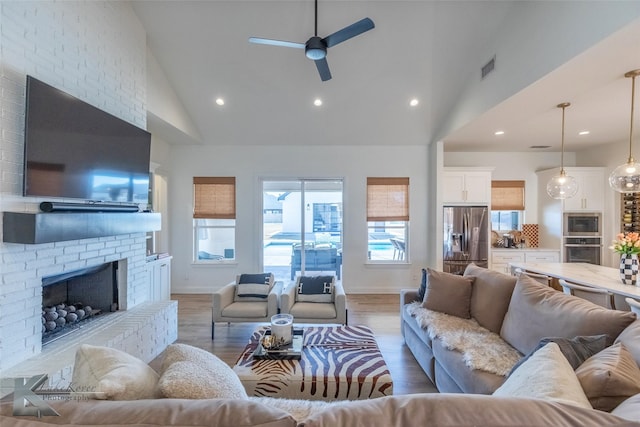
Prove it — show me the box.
[280,279,347,324]
[211,280,282,339]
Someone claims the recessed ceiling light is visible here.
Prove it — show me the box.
[578,130,590,135]
[314,98,323,107]
[215,98,225,106]
[409,98,419,107]
[494,130,505,136]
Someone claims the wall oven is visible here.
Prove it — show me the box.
[563,212,602,236]
[564,237,602,265]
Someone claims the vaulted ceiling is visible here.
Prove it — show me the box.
[131,1,640,153]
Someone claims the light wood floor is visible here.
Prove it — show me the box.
[152,293,438,395]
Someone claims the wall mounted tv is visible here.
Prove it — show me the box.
[23,76,151,204]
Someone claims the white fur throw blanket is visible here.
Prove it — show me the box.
[406,302,522,376]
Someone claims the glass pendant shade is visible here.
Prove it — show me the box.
[547,170,579,199]
[611,69,640,193]
[547,102,578,199]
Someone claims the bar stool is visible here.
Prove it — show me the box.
[514,268,551,287]
[559,279,616,310]
[625,297,640,315]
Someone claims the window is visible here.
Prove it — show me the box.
[193,177,236,262]
[366,177,409,261]
[491,180,524,231]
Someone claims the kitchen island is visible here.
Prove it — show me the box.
[509,262,640,302]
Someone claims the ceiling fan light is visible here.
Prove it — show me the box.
[547,171,579,199]
[609,160,640,193]
[306,48,326,60]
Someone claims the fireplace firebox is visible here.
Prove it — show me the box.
[41,262,119,345]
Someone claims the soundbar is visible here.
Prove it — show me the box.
[40,202,140,213]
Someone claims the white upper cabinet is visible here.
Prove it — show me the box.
[443,168,492,204]
[562,167,605,212]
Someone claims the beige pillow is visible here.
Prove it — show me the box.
[158,343,247,399]
[500,274,636,355]
[615,319,640,366]
[575,342,640,412]
[421,268,475,319]
[71,344,159,400]
[493,342,592,409]
[465,263,516,334]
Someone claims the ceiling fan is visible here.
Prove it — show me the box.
[249,0,375,81]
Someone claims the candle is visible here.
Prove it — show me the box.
[270,314,293,345]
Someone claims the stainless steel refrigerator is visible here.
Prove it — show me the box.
[443,206,489,274]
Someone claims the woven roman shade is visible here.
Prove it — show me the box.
[491,180,525,211]
[193,177,236,219]
[367,177,409,221]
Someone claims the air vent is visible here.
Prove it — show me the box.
[481,56,496,79]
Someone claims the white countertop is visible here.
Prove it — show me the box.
[492,248,559,252]
[509,262,640,299]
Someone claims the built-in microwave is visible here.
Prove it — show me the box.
[563,212,602,236]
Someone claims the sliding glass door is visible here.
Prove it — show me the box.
[262,179,343,284]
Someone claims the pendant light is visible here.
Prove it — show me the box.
[547,102,579,199]
[610,69,640,193]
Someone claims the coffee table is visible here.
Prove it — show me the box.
[233,325,393,401]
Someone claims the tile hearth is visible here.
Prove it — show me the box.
[0,300,177,394]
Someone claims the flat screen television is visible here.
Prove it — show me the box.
[23,76,151,205]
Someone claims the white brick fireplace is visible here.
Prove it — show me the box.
[0,2,176,380]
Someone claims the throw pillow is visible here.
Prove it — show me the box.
[464,263,517,334]
[500,274,636,355]
[493,342,592,409]
[421,268,475,319]
[158,343,247,399]
[575,342,640,412]
[71,344,159,400]
[234,273,274,302]
[417,268,427,302]
[612,393,640,422]
[614,319,640,367]
[507,334,608,376]
[295,275,335,303]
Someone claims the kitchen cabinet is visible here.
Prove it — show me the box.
[442,168,492,204]
[491,249,559,273]
[147,256,172,302]
[561,167,605,212]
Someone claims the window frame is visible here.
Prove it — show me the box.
[366,177,409,263]
[192,177,236,264]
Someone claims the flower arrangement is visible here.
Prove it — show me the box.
[610,232,640,255]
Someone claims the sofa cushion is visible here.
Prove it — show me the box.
[493,342,592,409]
[464,263,516,334]
[299,393,624,427]
[0,398,297,427]
[508,334,608,375]
[500,274,636,355]
[615,319,640,366]
[575,342,640,412]
[289,301,337,319]
[71,344,159,400]
[431,338,506,394]
[612,393,640,422]
[421,268,475,319]
[295,275,335,303]
[158,343,247,400]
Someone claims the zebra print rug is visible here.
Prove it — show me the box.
[233,325,393,401]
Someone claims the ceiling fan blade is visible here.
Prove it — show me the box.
[315,57,332,81]
[248,37,305,49]
[323,17,374,48]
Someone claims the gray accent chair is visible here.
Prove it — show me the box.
[280,280,347,324]
[211,281,282,339]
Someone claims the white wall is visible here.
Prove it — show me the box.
[0,1,150,371]
[168,145,430,294]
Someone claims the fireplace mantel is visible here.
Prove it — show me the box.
[2,212,161,244]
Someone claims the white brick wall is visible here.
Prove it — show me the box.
[0,2,153,373]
